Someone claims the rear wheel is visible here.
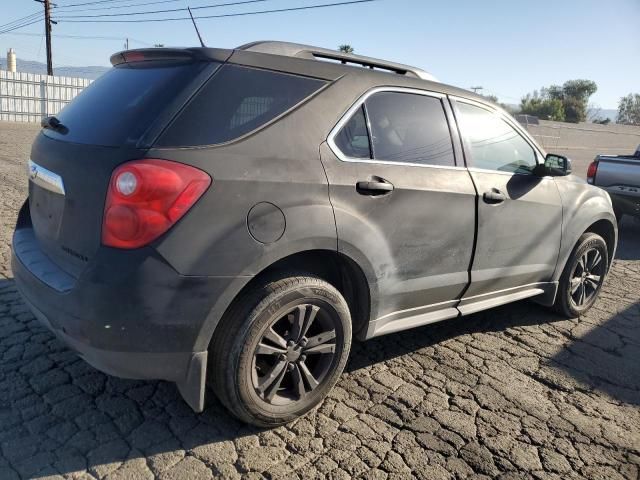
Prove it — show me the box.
[554,232,608,317]
[209,274,352,427]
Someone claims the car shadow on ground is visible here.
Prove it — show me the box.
[0,218,638,477]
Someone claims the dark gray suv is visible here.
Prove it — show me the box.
[12,41,617,426]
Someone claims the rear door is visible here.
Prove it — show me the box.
[451,98,562,312]
[321,88,477,336]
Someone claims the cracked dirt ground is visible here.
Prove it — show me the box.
[0,121,638,479]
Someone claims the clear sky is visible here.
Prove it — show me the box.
[1,0,638,109]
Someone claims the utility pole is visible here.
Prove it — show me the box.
[470,86,483,94]
[35,0,54,76]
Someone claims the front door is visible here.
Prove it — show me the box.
[452,99,562,313]
[321,88,477,336]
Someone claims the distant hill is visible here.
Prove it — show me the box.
[0,57,108,80]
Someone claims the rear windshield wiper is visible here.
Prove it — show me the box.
[41,116,68,134]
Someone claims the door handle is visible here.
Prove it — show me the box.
[483,188,506,204]
[356,179,394,196]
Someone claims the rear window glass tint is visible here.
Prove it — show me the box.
[366,92,455,167]
[334,105,371,159]
[157,65,326,146]
[42,62,210,147]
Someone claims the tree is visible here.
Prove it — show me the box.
[520,90,565,121]
[617,93,640,125]
[338,44,354,54]
[563,96,587,123]
[519,79,597,123]
[561,80,597,122]
[562,79,597,104]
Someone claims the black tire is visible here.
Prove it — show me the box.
[554,232,609,317]
[209,274,352,427]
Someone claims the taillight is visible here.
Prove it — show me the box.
[102,159,211,249]
[586,160,598,184]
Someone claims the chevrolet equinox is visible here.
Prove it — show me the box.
[12,41,618,426]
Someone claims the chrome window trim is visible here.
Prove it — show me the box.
[466,166,554,178]
[28,159,66,196]
[326,86,465,171]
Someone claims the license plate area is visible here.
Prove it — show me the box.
[29,182,66,240]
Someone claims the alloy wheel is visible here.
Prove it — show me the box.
[250,303,340,406]
[569,247,605,308]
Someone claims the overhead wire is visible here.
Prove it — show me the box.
[0,18,46,36]
[2,31,153,46]
[51,0,161,8]
[55,0,379,23]
[0,12,44,31]
[53,0,190,12]
[55,0,271,17]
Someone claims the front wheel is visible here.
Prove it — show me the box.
[554,232,609,317]
[209,274,352,427]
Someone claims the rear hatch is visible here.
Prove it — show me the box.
[27,53,220,278]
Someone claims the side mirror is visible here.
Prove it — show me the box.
[541,153,572,176]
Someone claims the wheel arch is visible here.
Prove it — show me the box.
[584,218,616,265]
[553,211,618,284]
[197,249,372,354]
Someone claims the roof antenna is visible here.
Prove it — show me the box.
[187,7,206,47]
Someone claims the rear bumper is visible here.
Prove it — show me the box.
[20,292,208,411]
[19,290,194,380]
[11,225,250,411]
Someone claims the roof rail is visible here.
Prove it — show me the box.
[236,41,438,82]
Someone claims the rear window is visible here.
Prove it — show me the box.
[156,65,327,147]
[43,62,211,147]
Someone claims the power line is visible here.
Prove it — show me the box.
[0,12,44,31]
[56,0,379,22]
[55,0,271,18]
[52,0,155,8]
[53,0,188,12]
[2,31,152,46]
[0,18,45,36]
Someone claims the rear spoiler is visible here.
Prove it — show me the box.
[110,47,232,66]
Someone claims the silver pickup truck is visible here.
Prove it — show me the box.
[589,145,640,220]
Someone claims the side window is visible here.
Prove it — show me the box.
[334,105,371,159]
[365,92,455,166]
[456,102,537,174]
[157,65,326,146]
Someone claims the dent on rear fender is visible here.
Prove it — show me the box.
[330,204,397,319]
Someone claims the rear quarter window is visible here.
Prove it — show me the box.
[156,65,327,147]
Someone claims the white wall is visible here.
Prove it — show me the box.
[0,70,91,123]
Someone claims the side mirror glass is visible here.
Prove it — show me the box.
[543,154,572,176]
